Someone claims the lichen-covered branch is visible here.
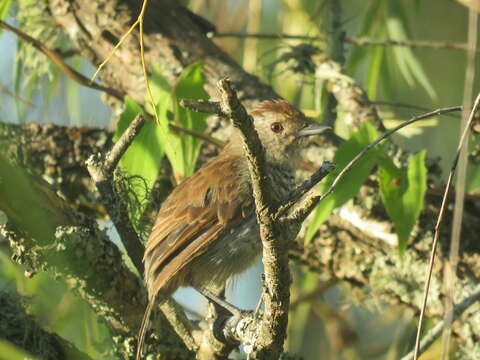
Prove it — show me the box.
[86,114,146,274]
[217,78,289,359]
[0,155,191,358]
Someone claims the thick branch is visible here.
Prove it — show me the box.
[0,156,190,358]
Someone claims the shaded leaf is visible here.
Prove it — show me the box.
[346,0,384,73]
[385,0,437,100]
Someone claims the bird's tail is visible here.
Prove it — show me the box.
[136,299,155,360]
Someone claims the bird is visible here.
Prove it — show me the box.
[136,99,329,358]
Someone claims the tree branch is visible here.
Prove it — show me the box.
[213,32,476,52]
[0,153,191,358]
[217,78,289,359]
[86,114,146,274]
[0,20,125,101]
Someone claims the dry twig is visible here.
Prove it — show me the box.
[413,94,480,360]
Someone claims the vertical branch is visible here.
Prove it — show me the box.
[217,79,290,359]
[441,6,478,357]
[86,114,146,274]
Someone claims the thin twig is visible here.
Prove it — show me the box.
[441,7,478,358]
[180,99,223,116]
[169,123,225,148]
[104,115,146,174]
[373,100,461,119]
[212,32,475,52]
[412,94,480,360]
[90,9,143,82]
[275,161,336,218]
[0,20,219,148]
[402,283,480,360]
[0,82,33,107]
[138,0,163,129]
[288,106,462,223]
[0,20,124,101]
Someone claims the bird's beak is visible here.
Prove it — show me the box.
[297,121,331,137]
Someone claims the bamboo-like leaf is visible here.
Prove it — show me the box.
[305,122,380,242]
[385,0,437,100]
[366,41,385,100]
[346,0,384,73]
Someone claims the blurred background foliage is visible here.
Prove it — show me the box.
[0,0,478,359]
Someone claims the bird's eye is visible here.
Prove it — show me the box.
[270,122,284,133]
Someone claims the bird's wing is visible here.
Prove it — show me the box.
[144,154,253,298]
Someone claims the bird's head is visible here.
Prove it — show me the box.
[250,100,330,167]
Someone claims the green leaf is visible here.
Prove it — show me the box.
[305,122,380,242]
[366,41,385,100]
[379,150,427,256]
[288,271,317,350]
[0,0,12,21]
[115,97,165,226]
[0,340,38,360]
[385,0,437,100]
[154,62,209,180]
[172,62,209,177]
[346,0,384,74]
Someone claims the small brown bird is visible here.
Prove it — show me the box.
[137,100,329,358]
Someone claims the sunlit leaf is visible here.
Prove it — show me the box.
[115,97,165,226]
[366,41,385,100]
[151,62,209,181]
[379,150,427,256]
[0,0,12,22]
[172,62,209,178]
[305,122,380,242]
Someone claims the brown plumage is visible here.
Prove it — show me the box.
[136,100,329,359]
